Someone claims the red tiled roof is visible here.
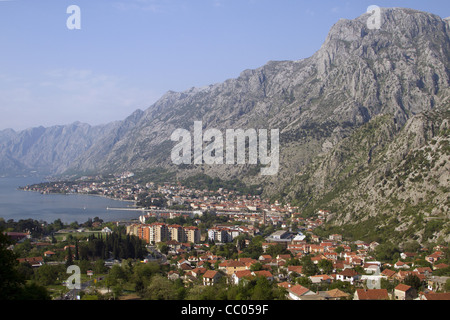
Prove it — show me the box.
[289,285,310,297]
[17,256,43,264]
[395,284,412,292]
[234,270,253,279]
[203,270,219,279]
[381,269,396,277]
[288,265,303,273]
[422,292,450,300]
[356,289,389,300]
[227,260,245,268]
[253,270,273,278]
[278,282,292,289]
[339,268,359,277]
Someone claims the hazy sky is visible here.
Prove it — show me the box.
[1,0,449,131]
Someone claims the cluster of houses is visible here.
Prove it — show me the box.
[149,223,449,301]
[9,177,450,301]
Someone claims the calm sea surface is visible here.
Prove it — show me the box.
[0,177,141,224]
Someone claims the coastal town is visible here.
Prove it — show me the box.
[2,172,449,301]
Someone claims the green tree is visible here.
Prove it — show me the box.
[251,277,273,300]
[77,259,92,274]
[144,275,178,300]
[0,232,24,299]
[318,259,334,274]
[445,279,450,292]
[107,264,127,286]
[65,246,73,268]
[93,259,107,274]
[34,264,64,286]
[74,240,79,261]
[404,274,422,291]
[266,243,289,258]
[250,262,263,271]
[297,276,312,287]
[375,242,400,263]
[301,256,319,277]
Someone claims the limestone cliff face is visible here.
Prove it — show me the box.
[61,8,449,185]
[281,106,449,242]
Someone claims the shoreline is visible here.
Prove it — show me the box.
[19,188,138,206]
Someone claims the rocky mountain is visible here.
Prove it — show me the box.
[65,8,450,188]
[0,122,105,176]
[0,7,448,243]
[279,107,449,245]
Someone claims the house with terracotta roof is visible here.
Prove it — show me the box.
[395,270,426,283]
[239,257,258,265]
[232,270,254,285]
[167,270,180,281]
[394,261,410,270]
[309,274,333,284]
[253,270,274,282]
[202,270,222,286]
[394,284,417,300]
[287,284,315,300]
[44,250,56,257]
[5,232,30,242]
[420,292,450,300]
[336,268,360,285]
[225,260,247,275]
[179,263,193,272]
[381,268,396,279]
[433,263,449,270]
[190,267,207,278]
[354,289,390,300]
[425,251,443,264]
[287,265,303,277]
[17,256,44,267]
[258,255,273,262]
[318,288,350,300]
[414,267,432,277]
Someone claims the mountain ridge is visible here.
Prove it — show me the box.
[0,7,448,205]
[1,8,448,177]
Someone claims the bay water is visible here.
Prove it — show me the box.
[0,177,142,224]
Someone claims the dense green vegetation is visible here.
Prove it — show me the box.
[0,231,50,300]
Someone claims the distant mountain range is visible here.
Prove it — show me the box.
[1,7,449,245]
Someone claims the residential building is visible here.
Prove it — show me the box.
[287,285,316,300]
[208,227,229,243]
[381,268,396,279]
[168,224,185,242]
[203,270,222,286]
[318,289,349,300]
[232,270,253,285]
[17,256,44,267]
[150,222,168,243]
[184,226,200,244]
[394,284,417,300]
[336,268,360,285]
[225,260,247,275]
[354,289,390,300]
[420,292,450,300]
